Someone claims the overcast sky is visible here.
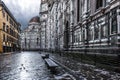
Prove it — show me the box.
[3,0,41,30]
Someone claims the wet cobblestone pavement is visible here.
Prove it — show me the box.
[0,52,76,80]
[50,53,120,80]
[0,52,52,80]
[1,51,119,80]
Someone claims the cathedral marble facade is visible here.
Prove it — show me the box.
[21,16,40,50]
[39,0,120,54]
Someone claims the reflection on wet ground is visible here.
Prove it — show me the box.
[1,51,119,80]
[0,52,51,80]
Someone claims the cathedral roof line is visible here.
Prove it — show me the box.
[29,16,39,23]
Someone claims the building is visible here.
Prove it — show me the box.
[39,0,49,51]
[72,0,120,54]
[46,0,58,51]
[40,0,74,51]
[0,0,21,53]
[21,16,40,51]
[40,0,120,54]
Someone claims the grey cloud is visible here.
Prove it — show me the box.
[3,0,40,30]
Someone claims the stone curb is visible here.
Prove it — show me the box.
[50,57,81,80]
[0,52,14,56]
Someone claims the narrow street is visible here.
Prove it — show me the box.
[0,0,120,80]
[0,52,75,80]
[0,51,120,80]
[0,52,51,80]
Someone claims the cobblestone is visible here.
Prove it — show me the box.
[50,53,120,80]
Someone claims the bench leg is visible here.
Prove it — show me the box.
[50,67,57,74]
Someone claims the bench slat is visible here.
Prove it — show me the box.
[45,59,58,67]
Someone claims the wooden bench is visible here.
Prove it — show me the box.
[45,58,58,73]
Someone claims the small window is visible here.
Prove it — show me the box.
[94,22,99,40]
[3,23,5,31]
[111,9,117,34]
[3,34,5,41]
[77,0,80,22]
[6,25,9,33]
[88,23,94,41]
[101,25,108,38]
[96,0,103,10]
[2,10,5,18]
[7,15,9,21]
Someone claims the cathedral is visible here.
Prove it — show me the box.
[21,16,40,51]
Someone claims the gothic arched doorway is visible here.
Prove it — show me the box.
[64,21,70,50]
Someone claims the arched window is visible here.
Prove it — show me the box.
[111,9,117,34]
[37,38,39,45]
[94,21,99,40]
[3,23,5,31]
